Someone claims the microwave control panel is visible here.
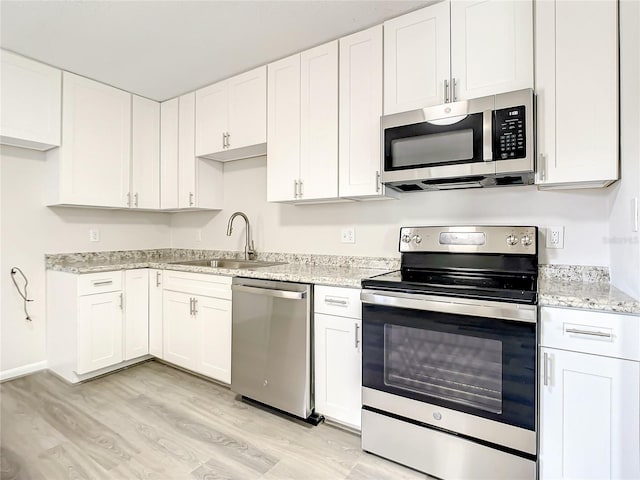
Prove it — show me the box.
[493,105,526,160]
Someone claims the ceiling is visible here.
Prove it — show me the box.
[0,0,428,101]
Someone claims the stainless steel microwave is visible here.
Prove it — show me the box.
[381,89,534,192]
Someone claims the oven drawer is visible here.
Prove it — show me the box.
[540,306,640,361]
[314,286,361,319]
[77,271,123,295]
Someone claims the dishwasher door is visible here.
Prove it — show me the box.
[231,277,312,419]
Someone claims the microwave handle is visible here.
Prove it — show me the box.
[483,110,493,161]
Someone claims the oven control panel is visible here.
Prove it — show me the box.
[399,226,537,255]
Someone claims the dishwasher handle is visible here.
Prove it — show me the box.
[232,283,307,300]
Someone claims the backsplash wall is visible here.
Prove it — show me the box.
[170,156,612,266]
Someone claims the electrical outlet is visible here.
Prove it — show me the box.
[341,227,355,244]
[89,229,100,242]
[546,226,564,249]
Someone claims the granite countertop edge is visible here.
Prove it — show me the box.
[45,254,640,314]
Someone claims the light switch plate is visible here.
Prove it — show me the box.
[89,229,100,242]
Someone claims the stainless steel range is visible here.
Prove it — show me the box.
[360,226,538,480]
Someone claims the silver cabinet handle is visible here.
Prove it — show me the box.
[354,323,360,349]
[189,192,194,206]
[452,78,457,102]
[222,132,226,149]
[325,297,348,306]
[126,192,131,207]
[299,180,304,197]
[134,193,139,207]
[226,132,231,148]
[92,280,113,286]
[565,328,612,338]
[118,292,123,310]
[543,352,550,386]
[538,153,546,182]
[443,79,449,103]
[189,297,194,316]
[375,171,381,192]
[232,284,307,300]
[294,180,298,198]
[155,271,161,288]
[193,298,198,316]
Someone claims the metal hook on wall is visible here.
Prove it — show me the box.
[10,267,33,321]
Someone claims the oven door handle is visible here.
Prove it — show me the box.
[360,290,536,323]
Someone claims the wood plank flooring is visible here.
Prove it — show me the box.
[0,361,426,480]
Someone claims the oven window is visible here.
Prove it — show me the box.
[390,129,474,168]
[384,324,503,414]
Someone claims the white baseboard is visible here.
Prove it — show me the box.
[0,360,47,382]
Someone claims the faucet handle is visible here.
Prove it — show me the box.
[248,240,256,260]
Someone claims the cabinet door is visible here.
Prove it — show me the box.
[0,50,61,150]
[77,291,123,374]
[178,92,197,208]
[195,296,231,383]
[131,96,160,209]
[535,0,618,187]
[228,66,267,150]
[162,290,197,371]
[540,348,640,480]
[124,269,149,360]
[160,98,179,209]
[299,40,339,200]
[339,26,384,198]
[148,269,163,358]
[383,2,450,114]
[195,80,228,157]
[60,72,131,207]
[267,54,301,202]
[314,313,362,429]
[450,0,533,101]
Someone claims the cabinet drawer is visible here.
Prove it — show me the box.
[77,271,123,296]
[163,270,232,299]
[541,307,640,361]
[314,286,361,319]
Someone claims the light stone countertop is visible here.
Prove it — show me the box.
[45,250,640,313]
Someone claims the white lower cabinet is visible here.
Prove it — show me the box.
[313,286,362,429]
[47,269,152,383]
[77,290,124,374]
[539,307,640,480]
[148,269,163,358]
[162,271,232,384]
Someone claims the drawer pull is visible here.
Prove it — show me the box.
[565,328,612,338]
[325,297,348,306]
[92,280,113,286]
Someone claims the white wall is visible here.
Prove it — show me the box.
[0,145,171,377]
[170,156,612,266]
[609,0,640,299]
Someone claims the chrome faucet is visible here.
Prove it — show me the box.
[226,211,256,260]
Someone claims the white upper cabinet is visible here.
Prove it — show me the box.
[383,0,533,114]
[131,96,160,209]
[384,2,450,114]
[195,66,267,161]
[339,26,387,199]
[450,0,533,101]
[0,50,61,151]
[267,41,339,203]
[299,41,339,201]
[535,0,618,188]
[46,72,131,208]
[267,54,302,202]
[161,93,223,211]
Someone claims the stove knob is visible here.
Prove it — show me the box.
[413,234,423,244]
[521,234,533,246]
[401,234,411,243]
[506,234,519,246]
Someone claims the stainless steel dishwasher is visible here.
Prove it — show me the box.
[231,277,319,422]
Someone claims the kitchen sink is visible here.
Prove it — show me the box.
[168,258,285,269]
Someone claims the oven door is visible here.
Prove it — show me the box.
[361,289,537,455]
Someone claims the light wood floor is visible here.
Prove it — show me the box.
[0,361,426,480]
